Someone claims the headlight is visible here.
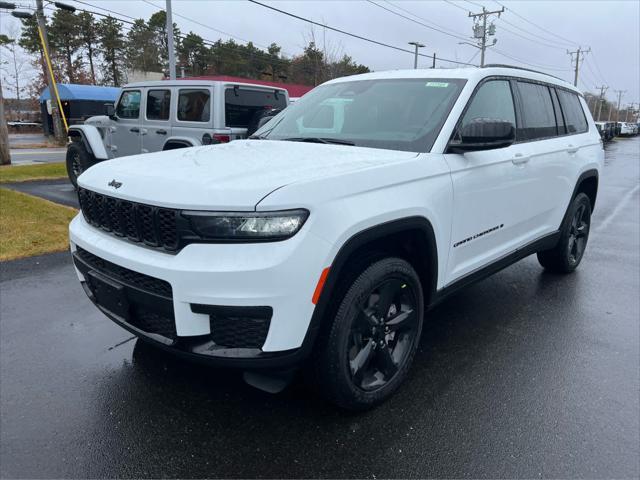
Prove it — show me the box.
[182,209,309,241]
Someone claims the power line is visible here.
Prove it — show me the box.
[62,0,293,67]
[367,0,469,42]
[442,0,470,13]
[247,0,477,66]
[493,1,580,47]
[491,47,572,72]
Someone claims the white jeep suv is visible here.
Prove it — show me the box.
[69,66,603,409]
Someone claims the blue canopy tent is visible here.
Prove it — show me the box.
[39,84,120,135]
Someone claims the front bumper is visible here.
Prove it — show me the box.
[69,213,332,367]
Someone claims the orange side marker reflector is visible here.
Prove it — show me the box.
[312,267,331,305]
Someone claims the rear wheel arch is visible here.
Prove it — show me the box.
[163,139,195,150]
[574,170,598,211]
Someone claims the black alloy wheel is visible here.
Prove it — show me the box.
[348,278,418,391]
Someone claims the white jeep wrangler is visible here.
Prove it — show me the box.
[65,79,289,187]
[69,66,603,409]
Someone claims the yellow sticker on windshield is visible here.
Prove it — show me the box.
[426,82,449,87]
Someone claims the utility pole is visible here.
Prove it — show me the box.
[625,103,636,122]
[613,90,626,122]
[35,0,65,142]
[0,74,10,165]
[468,6,503,67]
[567,47,590,87]
[166,0,176,80]
[408,41,425,69]
[595,85,608,121]
[432,52,436,68]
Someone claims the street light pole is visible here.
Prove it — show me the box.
[166,0,176,80]
[408,41,425,69]
[35,0,66,142]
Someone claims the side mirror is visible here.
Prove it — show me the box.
[105,103,116,120]
[449,119,515,153]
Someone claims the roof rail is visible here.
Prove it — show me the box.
[482,64,566,83]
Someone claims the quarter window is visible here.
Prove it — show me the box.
[516,82,557,140]
[146,89,171,120]
[461,80,516,130]
[116,90,141,119]
[557,89,588,134]
[225,88,287,128]
[177,89,210,122]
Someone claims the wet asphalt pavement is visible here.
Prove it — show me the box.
[1,138,639,479]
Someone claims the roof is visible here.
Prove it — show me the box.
[125,75,314,98]
[324,66,577,92]
[40,84,120,102]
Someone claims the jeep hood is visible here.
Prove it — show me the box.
[77,140,418,210]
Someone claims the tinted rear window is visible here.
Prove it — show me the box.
[146,89,171,120]
[517,82,557,140]
[225,88,287,128]
[557,89,588,134]
[177,89,210,122]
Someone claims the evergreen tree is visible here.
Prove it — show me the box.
[77,11,99,84]
[98,16,126,86]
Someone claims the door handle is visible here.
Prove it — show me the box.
[129,127,140,133]
[156,129,167,135]
[567,145,579,154]
[511,153,530,165]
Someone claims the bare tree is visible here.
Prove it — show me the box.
[1,26,34,118]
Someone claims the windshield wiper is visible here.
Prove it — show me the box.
[283,137,355,146]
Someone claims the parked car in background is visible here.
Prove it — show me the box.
[70,66,603,409]
[594,121,609,141]
[618,122,638,136]
[65,80,290,187]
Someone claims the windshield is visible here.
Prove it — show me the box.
[255,78,466,152]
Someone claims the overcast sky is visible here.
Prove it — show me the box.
[1,0,639,106]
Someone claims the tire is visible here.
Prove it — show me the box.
[537,192,592,273]
[313,257,424,410]
[66,142,95,189]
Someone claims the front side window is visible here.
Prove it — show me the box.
[116,90,141,119]
[557,89,588,134]
[255,78,466,153]
[225,88,287,128]
[516,81,557,140]
[146,89,171,120]
[460,79,516,129]
[177,89,210,122]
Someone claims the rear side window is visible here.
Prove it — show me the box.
[225,88,287,128]
[550,88,566,135]
[177,89,210,122]
[116,90,141,119]
[516,82,557,140]
[461,80,516,129]
[146,89,171,120]
[556,89,588,134]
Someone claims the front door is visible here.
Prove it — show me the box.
[110,89,142,157]
[443,78,533,284]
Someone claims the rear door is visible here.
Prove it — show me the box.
[142,88,172,153]
[110,89,142,157]
[509,80,572,236]
[223,86,288,140]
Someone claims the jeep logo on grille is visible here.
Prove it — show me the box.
[108,179,122,189]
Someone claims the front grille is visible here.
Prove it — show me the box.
[77,188,179,251]
[75,246,172,298]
